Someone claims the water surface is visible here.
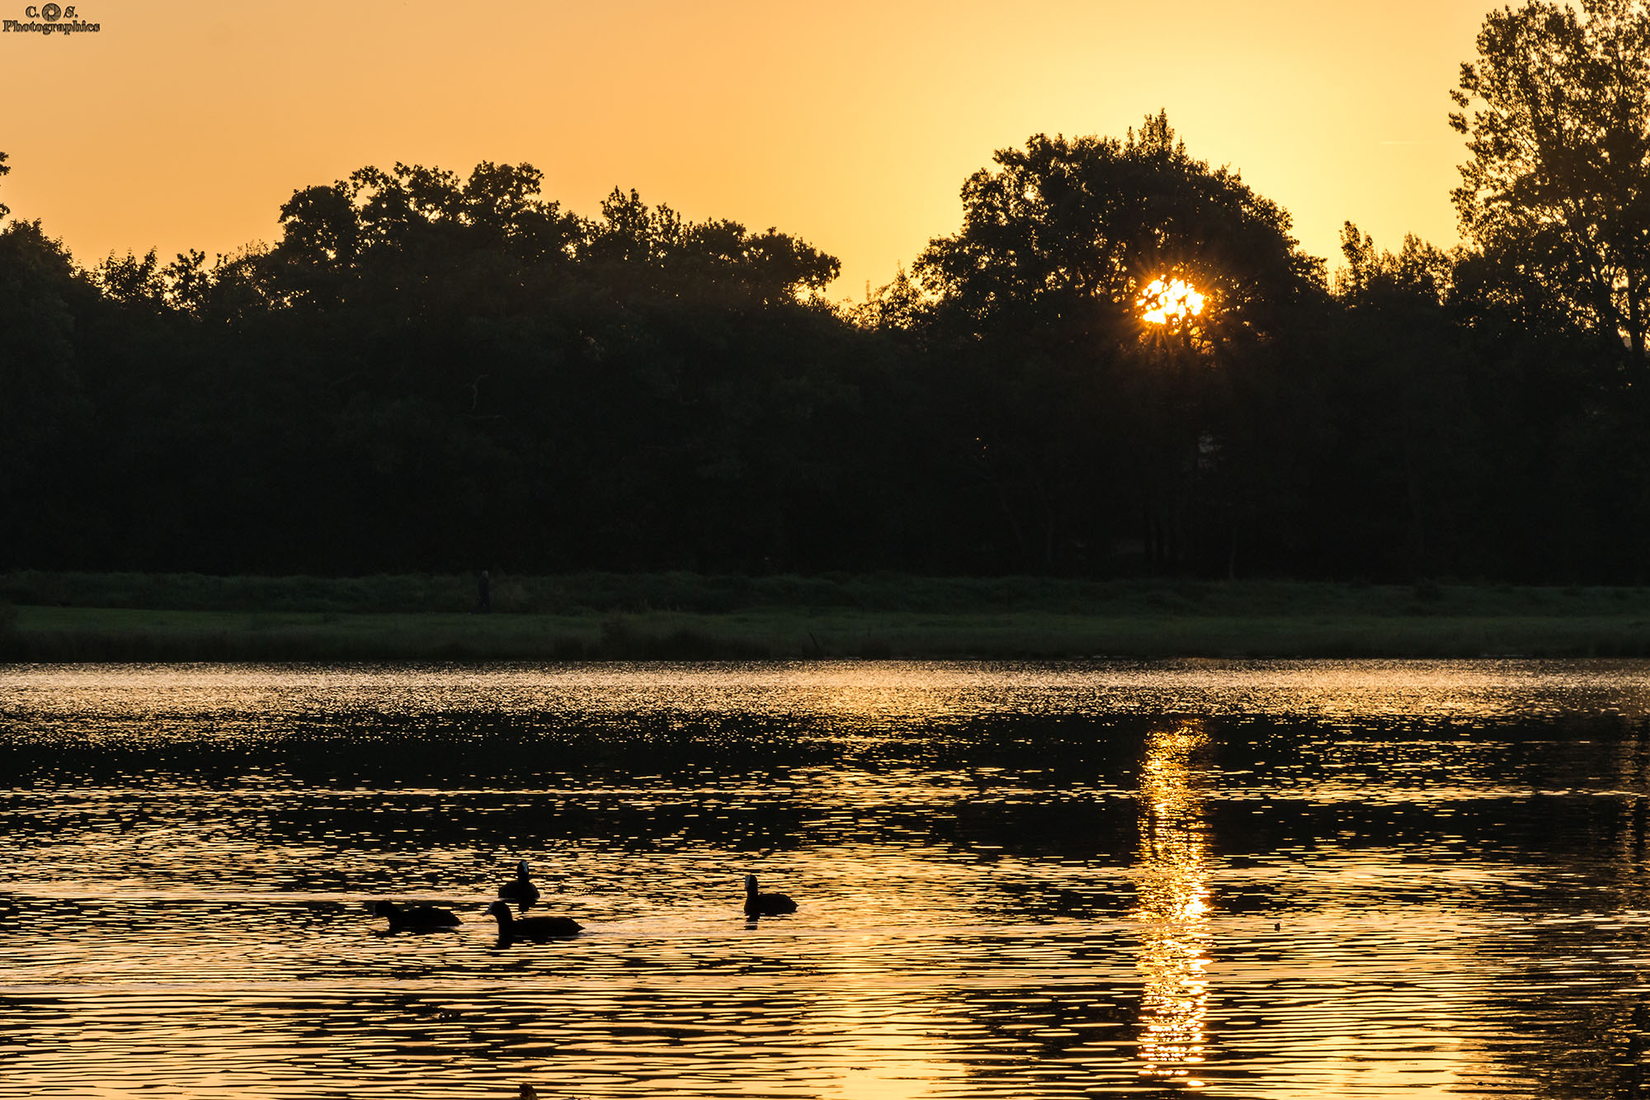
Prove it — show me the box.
[1,660,1647,1098]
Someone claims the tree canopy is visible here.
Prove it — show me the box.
[914,112,1324,350]
[898,115,1329,573]
[1451,0,1650,371]
[2,86,1649,584]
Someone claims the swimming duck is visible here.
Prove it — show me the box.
[372,900,461,931]
[487,900,581,940]
[498,860,540,906]
[744,874,797,917]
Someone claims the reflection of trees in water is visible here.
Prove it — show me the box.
[1131,719,1213,1087]
[1609,723,1650,891]
[0,713,832,871]
[0,987,836,1098]
[1465,717,1650,1100]
[15,699,1650,1096]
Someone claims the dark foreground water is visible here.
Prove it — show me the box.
[1,660,1648,1100]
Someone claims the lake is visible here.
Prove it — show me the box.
[1,660,1647,1099]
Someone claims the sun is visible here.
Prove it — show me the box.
[1137,277,1206,326]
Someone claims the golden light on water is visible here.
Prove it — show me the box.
[1132,718,1213,1086]
[1137,277,1206,326]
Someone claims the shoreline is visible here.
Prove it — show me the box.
[5,603,1649,662]
[4,572,1648,661]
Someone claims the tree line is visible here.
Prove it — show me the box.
[4,0,1649,583]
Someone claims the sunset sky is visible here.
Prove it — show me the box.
[1,0,1491,299]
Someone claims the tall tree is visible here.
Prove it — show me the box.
[0,218,92,565]
[1450,0,1650,372]
[917,112,1322,346]
[909,113,1325,573]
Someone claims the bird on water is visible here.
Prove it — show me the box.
[498,860,540,907]
[487,900,582,941]
[371,900,461,931]
[744,874,797,917]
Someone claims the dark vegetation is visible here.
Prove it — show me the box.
[4,568,1648,618]
[4,2,1650,588]
[3,572,1648,661]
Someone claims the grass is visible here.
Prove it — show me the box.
[2,571,1649,660]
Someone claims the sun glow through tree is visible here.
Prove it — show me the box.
[1137,277,1206,326]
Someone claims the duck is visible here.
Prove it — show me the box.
[744,874,797,917]
[372,900,461,931]
[498,860,540,907]
[487,900,581,940]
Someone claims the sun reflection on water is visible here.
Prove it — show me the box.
[1132,718,1213,1087]
[4,664,1650,1097]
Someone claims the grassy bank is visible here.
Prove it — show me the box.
[2,572,1649,660]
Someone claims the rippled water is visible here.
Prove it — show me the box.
[1,660,1648,1099]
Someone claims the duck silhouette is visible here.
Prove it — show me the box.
[371,900,460,931]
[744,874,797,917]
[498,860,540,907]
[487,900,581,941]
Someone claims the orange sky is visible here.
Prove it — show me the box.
[0,0,1491,299]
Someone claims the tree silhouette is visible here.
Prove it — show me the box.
[1451,0,1650,373]
[917,112,1322,347]
[909,113,1325,572]
[4,136,1648,582]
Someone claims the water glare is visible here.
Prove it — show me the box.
[1133,719,1213,1087]
[1,659,1647,1098]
